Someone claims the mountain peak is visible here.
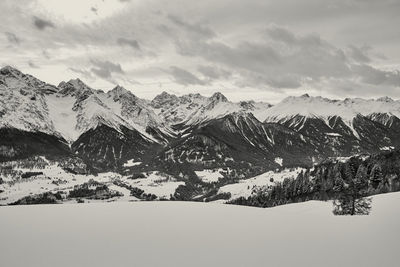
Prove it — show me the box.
[159,91,174,97]
[154,91,178,98]
[108,85,136,101]
[111,85,129,94]
[300,93,310,98]
[210,92,228,102]
[0,65,59,94]
[67,78,86,88]
[58,78,93,96]
[377,96,394,102]
[151,91,180,108]
[0,65,20,73]
[239,100,255,109]
[0,65,21,75]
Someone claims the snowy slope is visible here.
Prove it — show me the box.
[0,157,183,204]
[151,92,210,125]
[98,86,174,142]
[0,192,399,267]
[218,168,304,201]
[55,79,140,142]
[49,79,166,143]
[0,66,61,137]
[45,94,79,141]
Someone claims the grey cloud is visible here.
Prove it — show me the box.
[347,45,371,63]
[90,60,124,80]
[117,38,141,50]
[42,50,51,59]
[33,16,55,30]
[265,24,296,44]
[197,65,231,80]
[265,24,329,49]
[352,64,400,86]
[177,41,282,72]
[236,73,302,89]
[172,25,360,89]
[28,61,40,68]
[169,66,208,85]
[4,32,20,45]
[173,22,400,91]
[69,67,94,79]
[1,0,399,99]
[268,75,302,89]
[167,14,216,39]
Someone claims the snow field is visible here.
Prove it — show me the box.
[0,192,398,267]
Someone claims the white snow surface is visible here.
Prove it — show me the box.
[381,146,395,151]
[123,160,142,167]
[218,168,304,201]
[45,95,79,141]
[0,192,399,267]
[120,171,184,199]
[274,157,283,166]
[0,83,58,137]
[195,169,224,183]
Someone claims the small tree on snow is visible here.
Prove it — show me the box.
[332,165,372,216]
[333,196,372,216]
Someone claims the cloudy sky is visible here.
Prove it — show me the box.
[1,0,400,103]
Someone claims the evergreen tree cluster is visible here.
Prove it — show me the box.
[231,150,400,212]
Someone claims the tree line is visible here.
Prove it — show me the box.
[231,150,400,215]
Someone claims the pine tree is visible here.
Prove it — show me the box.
[370,165,383,189]
[333,165,372,215]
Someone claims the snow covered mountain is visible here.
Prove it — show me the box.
[1,66,400,174]
[2,66,400,208]
[0,66,171,169]
[154,112,316,177]
[0,66,61,137]
[51,79,173,143]
[0,66,172,144]
[151,91,272,126]
[262,94,400,154]
[263,94,400,127]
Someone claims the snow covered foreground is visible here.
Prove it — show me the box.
[0,193,399,267]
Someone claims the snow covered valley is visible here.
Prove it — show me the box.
[0,156,302,205]
[0,192,399,267]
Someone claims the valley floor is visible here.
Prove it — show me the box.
[0,192,399,267]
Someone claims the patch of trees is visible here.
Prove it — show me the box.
[112,180,157,201]
[68,179,122,200]
[10,191,64,205]
[230,150,400,214]
[21,172,43,179]
[127,172,146,179]
[58,156,90,175]
[203,191,231,202]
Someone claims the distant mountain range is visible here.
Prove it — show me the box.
[1,65,400,176]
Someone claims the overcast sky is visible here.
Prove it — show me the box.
[1,0,400,103]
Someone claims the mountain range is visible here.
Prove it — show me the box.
[1,65,400,177]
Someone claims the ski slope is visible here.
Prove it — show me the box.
[0,192,399,267]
